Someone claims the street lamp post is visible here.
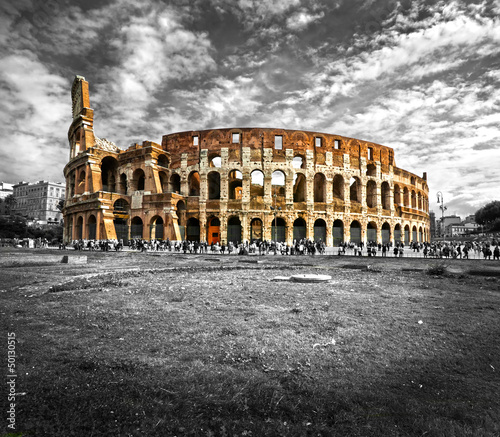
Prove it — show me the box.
[436,191,447,238]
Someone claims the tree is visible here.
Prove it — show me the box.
[4,194,16,215]
[475,201,500,231]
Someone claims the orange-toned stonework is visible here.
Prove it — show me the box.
[63,76,430,246]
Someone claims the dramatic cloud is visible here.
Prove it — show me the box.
[0,0,498,218]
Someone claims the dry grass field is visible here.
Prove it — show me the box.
[1,248,500,437]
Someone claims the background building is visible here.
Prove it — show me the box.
[63,76,430,245]
[12,180,65,223]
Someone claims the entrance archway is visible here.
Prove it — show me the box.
[404,225,410,245]
[76,216,83,240]
[314,219,326,242]
[367,222,377,243]
[186,217,200,242]
[293,217,306,241]
[227,216,242,244]
[88,215,97,240]
[150,216,164,240]
[394,224,402,244]
[271,217,286,242]
[131,217,143,239]
[382,222,390,244]
[333,219,344,246]
[207,217,220,244]
[350,220,361,244]
[250,218,263,242]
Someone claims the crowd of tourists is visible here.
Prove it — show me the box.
[61,237,500,260]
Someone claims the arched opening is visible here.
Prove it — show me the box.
[394,184,401,205]
[87,214,97,240]
[293,173,306,202]
[113,199,129,243]
[101,156,118,192]
[418,226,423,242]
[250,218,263,242]
[410,176,416,185]
[333,174,344,200]
[271,170,286,198]
[176,201,186,239]
[412,225,417,243]
[350,177,361,203]
[314,219,326,242]
[132,169,146,192]
[119,173,127,195]
[186,217,200,242]
[209,154,221,168]
[188,171,201,196]
[403,187,409,207]
[411,190,417,209]
[227,216,242,244]
[350,220,361,244]
[150,216,164,240]
[314,173,326,202]
[293,217,307,241]
[228,170,243,200]
[366,163,377,177]
[170,174,181,194]
[418,192,422,210]
[404,225,410,245]
[77,171,86,194]
[366,180,377,208]
[292,155,305,169]
[207,216,220,245]
[381,182,390,210]
[367,222,377,243]
[382,222,391,244]
[130,217,143,239]
[208,171,221,200]
[394,224,402,244]
[271,217,286,242]
[333,219,344,246]
[76,216,83,240]
[250,170,264,197]
[159,171,168,193]
[157,154,169,168]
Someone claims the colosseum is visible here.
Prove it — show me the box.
[63,76,430,246]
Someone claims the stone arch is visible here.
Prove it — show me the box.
[176,200,186,229]
[333,174,344,200]
[101,156,118,192]
[188,171,200,196]
[411,190,417,209]
[130,216,143,239]
[381,181,390,210]
[418,226,423,242]
[314,173,326,202]
[77,170,86,194]
[150,215,164,240]
[314,218,327,242]
[131,168,145,192]
[271,170,286,197]
[418,192,422,210]
[404,224,410,245]
[381,222,391,244]
[367,221,377,243]
[411,176,416,185]
[366,180,377,208]
[186,217,200,242]
[157,154,169,168]
[208,171,221,200]
[394,184,401,205]
[76,215,84,240]
[228,169,243,200]
[293,172,307,202]
[412,225,417,242]
[227,216,242,244]
[350,177,361,203]
[207,216,220,244]
[119,173,127,195]
[350,220,361,243]
[332,219,344,246]
[208,153,221,168]
[158,171,168,193]
[394,223,402,244]
[87,214,97,240]
[250,170,264,198]
[293,217,307,241]
[271,217,286,242]
[403,187,409,207]
[250,217,263,242]
[170,173,181,193]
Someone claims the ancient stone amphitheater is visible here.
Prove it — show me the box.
[64,76,430,246]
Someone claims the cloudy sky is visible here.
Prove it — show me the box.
[0,0,499,218]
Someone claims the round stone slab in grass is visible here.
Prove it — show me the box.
[291,274,332,283]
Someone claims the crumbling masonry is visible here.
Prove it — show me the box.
[63,76,430,246]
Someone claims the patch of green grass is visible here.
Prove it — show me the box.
[1,251,500,436]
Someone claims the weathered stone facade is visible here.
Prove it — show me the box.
[63,76,430,245]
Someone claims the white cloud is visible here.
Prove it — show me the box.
[286,9,325,30]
